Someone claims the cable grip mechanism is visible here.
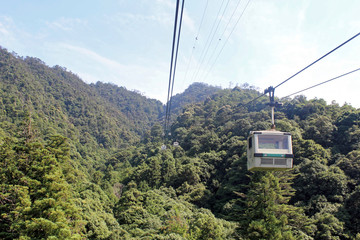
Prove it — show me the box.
[264,86,282,129]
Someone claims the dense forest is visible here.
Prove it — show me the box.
[1,46,360,239]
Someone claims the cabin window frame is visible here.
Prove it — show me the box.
[257,134,290,150]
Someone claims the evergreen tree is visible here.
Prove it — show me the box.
[0,136,85,239]
[242,172,315,239]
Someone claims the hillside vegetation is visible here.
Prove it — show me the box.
[1,47,360,239]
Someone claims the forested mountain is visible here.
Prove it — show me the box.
[1,46,360,239]
[164,82,221,120]
[90,82,164,135]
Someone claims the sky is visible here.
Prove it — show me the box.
[1,0,360,107]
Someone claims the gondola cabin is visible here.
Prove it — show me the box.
[247,130,293,171]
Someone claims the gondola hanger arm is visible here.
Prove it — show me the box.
[264,86,282,129]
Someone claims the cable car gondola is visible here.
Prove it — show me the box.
[246,86,293,171]
[247,130,293,171]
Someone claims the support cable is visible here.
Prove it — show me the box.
[237,32,360,109]
[274,32,360,89]
[241,92,267,107]
[192,0,231,82]
[166,0,185,135]
[239,67,360,111]
[282,67,360,99]
[199,0,244,81]
[239,67,360,109]
[164,0,181,136]
[203,0,251,81]
[182,0,209,89]
[190,0,227,82]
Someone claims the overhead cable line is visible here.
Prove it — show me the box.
[238,66,360,109]
[274,31,360,89]
[199,0,244,81]
[237,31,359,109]
[164,0,180,134]
[167,0,185,132]
[238,91,267,108]
[195,0,208,39]
[190,0,227,82]
[164,0,185,137]
[282,67,360,99]
[182,0,209,88]
[192,0,231,82]
[203,0,251,81]
[238,33,360,113]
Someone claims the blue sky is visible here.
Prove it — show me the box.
[1,0,360,107]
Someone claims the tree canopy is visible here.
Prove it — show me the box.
[1,47,360,239]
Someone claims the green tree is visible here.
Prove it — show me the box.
[345,186,360,234]
[242,172,314,239]
[0,136,85,239]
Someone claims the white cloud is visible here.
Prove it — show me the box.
[53,43,170,102]
[0,22,9,36]
[46,17,87,31]
[60,43,123,70]
[156,0,174,9]
[182,9,196,34]
[107,0,195,32]
[106,0,174,27]
[0,16,15,45]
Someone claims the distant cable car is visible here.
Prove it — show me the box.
[247,130,293,171]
